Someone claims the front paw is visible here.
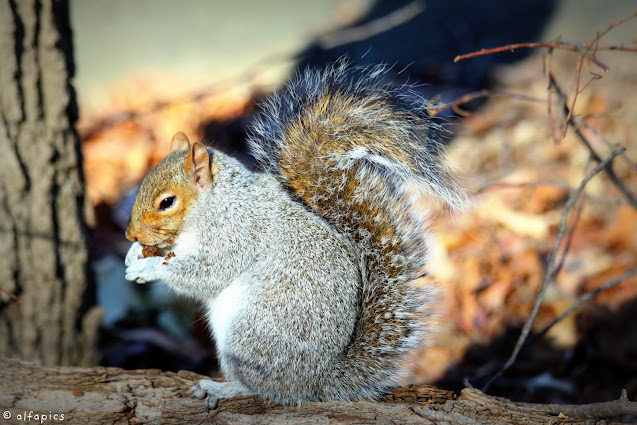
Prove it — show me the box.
[125,242,144,267]
[124,251,164,284]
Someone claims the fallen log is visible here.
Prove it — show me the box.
[0,358,632,424]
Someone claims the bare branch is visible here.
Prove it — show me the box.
[455,11,637,74]
[454,41,610,72]
[427,89,545,117]
[575,119,637,171]
[481,147,626,392]
[560,54,584,139]
[318,1,425,50]
[552,199,584,277]
[595,45,637,53]
[0,287,22,304]
[545,54,562,145]
[525,268,637,348]
[550,79,637,208]
[476,180,629,205]
[594,11,637,41]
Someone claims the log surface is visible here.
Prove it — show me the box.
[0,358,628,424]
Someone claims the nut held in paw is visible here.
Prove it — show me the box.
[141,245,162,258]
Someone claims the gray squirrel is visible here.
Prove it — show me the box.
[124,62,466,408]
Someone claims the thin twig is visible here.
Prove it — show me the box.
[577,72,603,94]
[575,120,637,171]
[476,180,628,205]
[545,55,560,145]
[560,54,583,139]
[0,287,22,304]
[454,41,610,72]
[524,268,637,349]
[455,11,637,72]
[594,10,637,41]
[475,179,571,193]
[481,147,625,392]
[318,1,425,50]
[79,50,297,140]
[550,79,637,208]
[552,199,584,277]
[427,89,545,117]
[455,40,637,65]
[595,45,637,52]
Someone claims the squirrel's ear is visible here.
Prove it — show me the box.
[184,142,212,189]
[170,131,191,152]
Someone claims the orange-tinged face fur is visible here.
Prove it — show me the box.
[125,133,213,247]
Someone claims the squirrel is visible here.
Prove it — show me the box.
[124,62,466,408]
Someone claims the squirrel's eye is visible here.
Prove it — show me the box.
[159,196,176,211]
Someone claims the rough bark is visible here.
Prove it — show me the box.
[0,0,100,366]
[0,358,632,425]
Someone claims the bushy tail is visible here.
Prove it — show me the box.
[248,62,466,399]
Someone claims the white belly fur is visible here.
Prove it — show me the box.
[206,275,249,354]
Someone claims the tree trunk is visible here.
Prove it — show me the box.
[0,0,100,366]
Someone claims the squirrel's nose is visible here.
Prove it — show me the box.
[125,228,138,242]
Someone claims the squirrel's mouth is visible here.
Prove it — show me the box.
[155,239,174,249]
[138,236,174,249]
